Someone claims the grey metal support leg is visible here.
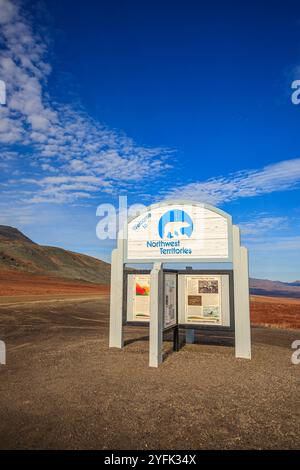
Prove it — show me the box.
[109,234,124,349]
[233,226,251,359]
[149,262,163,367]
[185,329,195,344]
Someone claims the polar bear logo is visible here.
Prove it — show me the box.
[158,209,193,239]
[163,221,190,239]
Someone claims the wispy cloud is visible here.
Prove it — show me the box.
[0,0,173,203]
[246,236,300,252]
[239,215,289,237]
[1,0,300,212]
[163,158,300,204]
[0,203,37,225]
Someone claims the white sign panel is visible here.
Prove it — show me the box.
[127,204,230,261]
[185,275,222,325]
[133,275,150,321]
[164,273,177,328]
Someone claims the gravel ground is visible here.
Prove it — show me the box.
[0,295,299,450]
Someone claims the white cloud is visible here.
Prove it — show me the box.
[239,216,288,236]
[0,0,15,24]
[246,236,300,252]
[0,204,35,225]
[1,0,300,211]
[163,158,300,204]
[0,0,173,204]
[15,174,114,204]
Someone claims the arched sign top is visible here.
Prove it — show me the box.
[124,200,233,263]
[126,200,232,224]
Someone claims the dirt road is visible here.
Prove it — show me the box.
[0,294,299,449]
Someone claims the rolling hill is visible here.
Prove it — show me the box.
[0,225,299,298]
[0,225,110,284]
[249,278,300,299]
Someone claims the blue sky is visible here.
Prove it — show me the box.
[0,0,300,280]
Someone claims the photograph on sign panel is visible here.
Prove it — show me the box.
[188,295,202,306]
[133,275,150,321]
[203,306,219,318]
[198,280,219,294]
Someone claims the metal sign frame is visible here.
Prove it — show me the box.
[176,269,235,332]
[109,199,251,368]
[162,270,178,332]
[123,269,179,331]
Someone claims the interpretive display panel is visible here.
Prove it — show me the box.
[133,275,150,321]
[185,275,222,324]
[164,273,177,328]
[126,274,151,322]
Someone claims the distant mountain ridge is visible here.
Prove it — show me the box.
[0,225,35,244]
[0,225,299,296]
[249,278,300,299]
[286,281,300,287]
[0,225,110,284]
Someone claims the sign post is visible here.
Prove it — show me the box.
[109,230,124,349]
[149,263,163,367]
[233,226,251,359]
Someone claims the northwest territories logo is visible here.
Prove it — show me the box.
[158,210,193,239]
